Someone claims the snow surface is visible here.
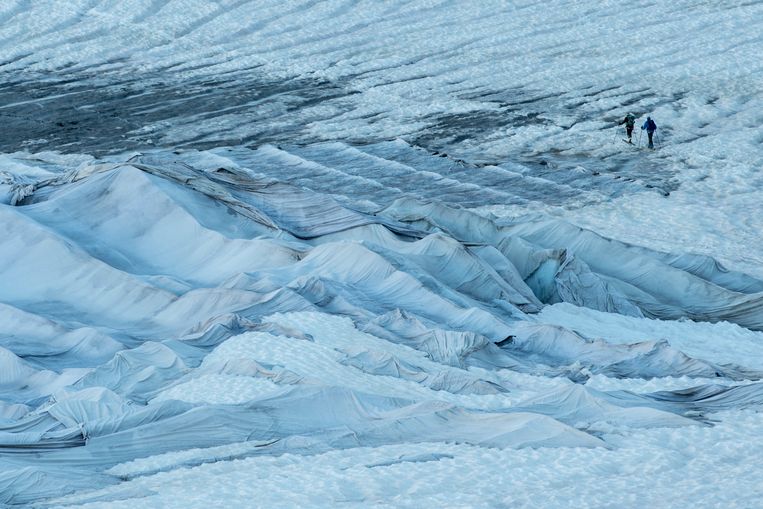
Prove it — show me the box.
[1,0,763,507]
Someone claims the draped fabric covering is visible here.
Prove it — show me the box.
[2,153,762,504]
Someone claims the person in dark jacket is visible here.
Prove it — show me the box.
[619,113,636,143]
[642,117,657,148]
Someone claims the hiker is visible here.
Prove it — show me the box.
[618,113,636,143]
[642,116,657,148]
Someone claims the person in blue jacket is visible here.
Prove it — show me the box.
[642,116,657,148]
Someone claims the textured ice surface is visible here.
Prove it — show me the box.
[1,0,763,507]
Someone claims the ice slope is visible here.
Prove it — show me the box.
[2,1,760,158]
[0,0,762,507]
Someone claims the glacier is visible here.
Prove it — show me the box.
[1,1,763,507]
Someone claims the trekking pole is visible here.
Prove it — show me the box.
[612,126,618,144]
[656,132,661,148]
[638,130,643,148]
